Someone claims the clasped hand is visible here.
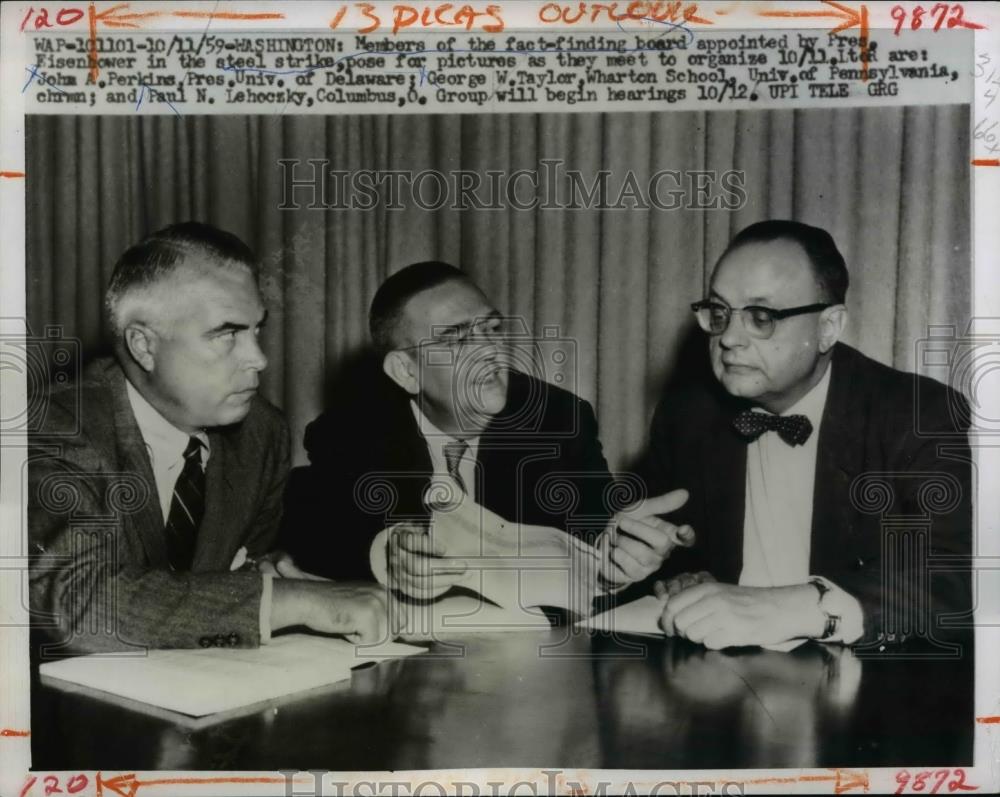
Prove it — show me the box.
[655,577,821,649]
[387,524,469,600]
[265,550,405,644]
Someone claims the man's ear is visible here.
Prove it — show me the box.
[382,350,419,395]
[817,305,847,354]
[122,323,159,373]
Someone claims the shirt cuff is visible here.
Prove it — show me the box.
[259,573,274,644]
[369,527,392,587]
[809,575,864,644]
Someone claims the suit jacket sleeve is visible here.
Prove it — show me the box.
[565,396,615,542]
[280,416,394,581]
[241,413,291,558]
[28,408,289,655]
[638,392,711,578]
[822,386,973,647]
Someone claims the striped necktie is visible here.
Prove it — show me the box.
[164,436,205,570]
[443,440,469,493]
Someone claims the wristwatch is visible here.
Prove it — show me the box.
[809,577,842,641]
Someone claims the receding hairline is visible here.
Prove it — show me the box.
[713,236,831,301]
[374,269,485,351]
[391,275,483,347]
[108,254,258,333]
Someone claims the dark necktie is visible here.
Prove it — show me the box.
[164,436,205,570]
[443,440,469,493]
[733,410,813,447]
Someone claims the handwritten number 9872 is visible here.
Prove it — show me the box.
[894,768,977,795]
[890,4,983,35]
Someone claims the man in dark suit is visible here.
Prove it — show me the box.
[284,262,691,598]
[645,220,972,651]
[29,222,395,655]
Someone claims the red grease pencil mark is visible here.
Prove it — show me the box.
[971,159,1000,167]
[0,728,30,736]
[743,769,869,793]
[171,11,284,20]
[759,1,870,80]
[97,772,309,797]
[86,3,286,81]
[0,172,26,179]
[976,714,1000,722]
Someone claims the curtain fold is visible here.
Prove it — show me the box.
[26,108,971,469]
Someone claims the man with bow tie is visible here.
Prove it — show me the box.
[643,220,972,651]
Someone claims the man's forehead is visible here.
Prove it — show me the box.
[405,279,495,328]
[711,239,817,302]
[168,264,264,317]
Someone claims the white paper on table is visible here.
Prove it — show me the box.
[39,634,425,717]
[395,593,553,638]
[576,594,664,636]
[579,595,810,651]
[370,480,601,614]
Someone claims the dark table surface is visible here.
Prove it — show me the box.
[31,629,973,771]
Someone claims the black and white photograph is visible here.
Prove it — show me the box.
[1,2,996,795]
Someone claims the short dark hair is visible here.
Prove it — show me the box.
[724,220,849,304]
[369,261,470,353]
[105,222,258,336]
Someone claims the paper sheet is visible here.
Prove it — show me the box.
[579,596,808,651]
[370,479,600,614]
[39,634,425,717]
[577,595,665,636]
[396,593,553,638]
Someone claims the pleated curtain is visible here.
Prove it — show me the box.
[25,107,971,468]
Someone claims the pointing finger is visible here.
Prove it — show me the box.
[622,489,689,520]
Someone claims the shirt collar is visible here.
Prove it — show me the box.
[410,401,479,459]
[774,359,832,428]
[125,379,210,461]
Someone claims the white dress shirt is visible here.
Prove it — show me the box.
[125,380,210,523]
[411,402,481,497]
[125,379,272,643]
[739,363,863,645]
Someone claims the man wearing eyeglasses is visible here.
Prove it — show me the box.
[284,261,692,599]
[644,220,971,651]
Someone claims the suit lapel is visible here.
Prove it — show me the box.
[193,427,239,570]
[106,363,170,567]
[704,401,748,583]
[475,372,535,512]
[387,394,436,519]
[810,344,868,572]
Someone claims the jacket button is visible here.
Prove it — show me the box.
[214,633,227,647]
[199,636,213,648]
[227,633,240,647]
[855,557,865,569]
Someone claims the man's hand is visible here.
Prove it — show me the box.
[257,549,328,580]
[388,524,468,600]
[270,580,405,644]
[653,570,716,600]
[598,489,694,589]
[659,582,824,649]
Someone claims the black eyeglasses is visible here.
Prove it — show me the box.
[396,315,513,353]
[691,299,834,340]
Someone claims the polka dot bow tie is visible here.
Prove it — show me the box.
[732,410,813,446]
